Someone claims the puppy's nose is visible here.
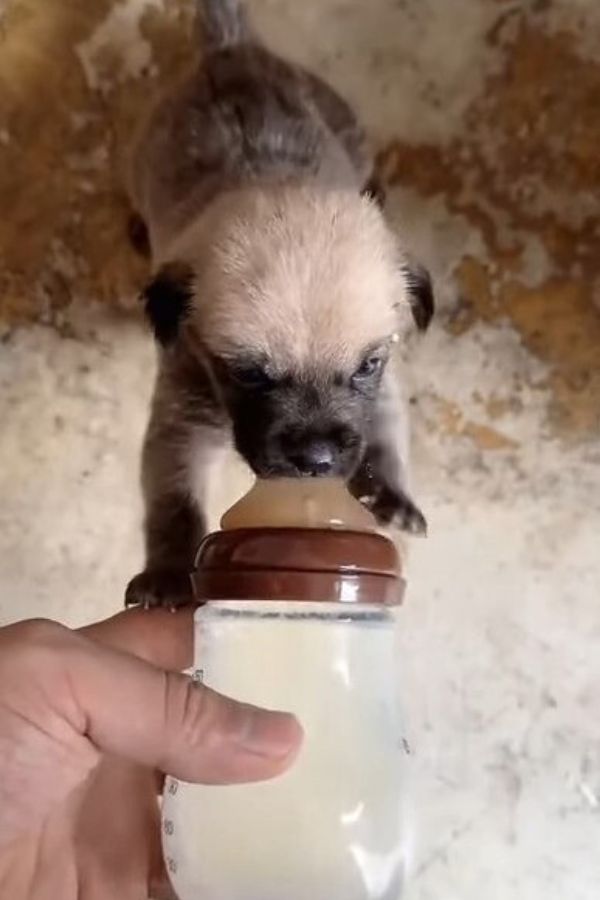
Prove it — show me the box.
[290,439,336,476]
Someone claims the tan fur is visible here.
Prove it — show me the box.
[169,184,412,372]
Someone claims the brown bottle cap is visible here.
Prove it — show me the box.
[191,527,404,606]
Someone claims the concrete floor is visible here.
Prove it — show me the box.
[1,1,599,898]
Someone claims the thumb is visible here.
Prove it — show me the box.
[66,630,303,784]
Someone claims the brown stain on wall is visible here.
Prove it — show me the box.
[427,396,519,451]
[379,20,600,440]
[0,0,193,325]
[0,2,598,443]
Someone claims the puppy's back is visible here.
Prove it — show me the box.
[130,0,370,255]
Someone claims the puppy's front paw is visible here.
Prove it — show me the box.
[350,455,428,535]
[365,486,427,535]
[125,568,194,610]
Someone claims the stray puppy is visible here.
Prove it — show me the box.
[125,0,434,608]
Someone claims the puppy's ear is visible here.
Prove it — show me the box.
[361,174,386,209]
[403,263,434,331]
[142,261,194,345]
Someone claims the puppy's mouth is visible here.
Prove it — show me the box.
[248,432,364,480]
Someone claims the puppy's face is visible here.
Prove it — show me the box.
[145,187,433,477]
[213,343,389,477]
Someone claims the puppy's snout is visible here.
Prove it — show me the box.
[280,426,358,477]
[289,438,336,476]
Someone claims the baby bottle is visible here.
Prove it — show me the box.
[162,478,410,900]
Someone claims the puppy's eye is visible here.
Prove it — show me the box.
[353,355,384,380]
[230,365,274,390]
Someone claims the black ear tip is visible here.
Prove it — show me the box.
[405,263,434,331]
[361,174,386,209]
[142,262,194,346]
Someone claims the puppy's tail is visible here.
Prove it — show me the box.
[196,0,252,49]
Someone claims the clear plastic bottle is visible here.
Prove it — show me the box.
[162,480,410,900]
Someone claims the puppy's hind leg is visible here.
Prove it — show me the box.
[195,0,252,50]
[127,212,151,258]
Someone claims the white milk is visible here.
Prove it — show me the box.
[163,602,409,900]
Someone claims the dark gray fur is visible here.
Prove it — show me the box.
[129,5,372,256]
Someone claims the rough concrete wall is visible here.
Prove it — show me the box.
[1,0,598,436]
[0,2,599,899]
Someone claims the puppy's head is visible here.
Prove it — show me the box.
[144,186,433,478]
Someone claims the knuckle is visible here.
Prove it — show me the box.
[0,619,74,678]
[165,672,213,749]
[9,618,69,646]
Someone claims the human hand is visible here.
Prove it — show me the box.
[0,609,302,899]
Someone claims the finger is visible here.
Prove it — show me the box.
[79,607,194,670]
[66,633,303,784]
[73,757,161,897]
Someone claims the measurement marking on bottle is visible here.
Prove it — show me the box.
[164,819,175,836]
[400,737,411,755]
[167,778,179,796]
[192,668,204,684]
[167,857,178,874]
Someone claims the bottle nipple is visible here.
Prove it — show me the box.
[193,478,402,605]
[220,478,376,532]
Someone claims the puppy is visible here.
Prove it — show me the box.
[125,0,434,608]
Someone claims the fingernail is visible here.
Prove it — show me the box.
[238,704,303,759]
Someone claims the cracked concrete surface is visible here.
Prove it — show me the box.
[1,1,599,898]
